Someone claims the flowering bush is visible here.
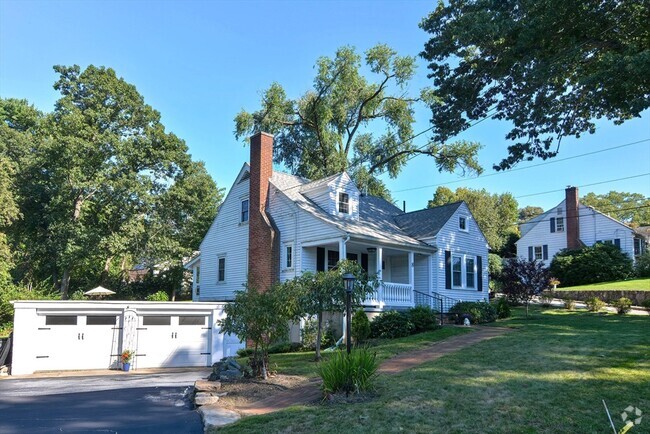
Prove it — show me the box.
[121,349,134,364]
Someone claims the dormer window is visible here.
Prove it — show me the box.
[338,192,349,214]
[459,216,468,232]
[241,199,249,223]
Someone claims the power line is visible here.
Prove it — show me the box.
[514,173,650,199]
[393,138,650,193]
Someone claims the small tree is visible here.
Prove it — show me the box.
[500,258,550,317]
[218,283,301,379]
[293,260,376,360]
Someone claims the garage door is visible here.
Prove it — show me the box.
[135,314,211,368]
[34,314,120,371]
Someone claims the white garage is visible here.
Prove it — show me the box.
[10,300,244,375]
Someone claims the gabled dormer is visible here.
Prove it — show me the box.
[300,172,360,220]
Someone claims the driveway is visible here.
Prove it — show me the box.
[0,369,209,433]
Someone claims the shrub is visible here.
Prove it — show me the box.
[145,290,169,301]
[488,253,504,292]
[550,243,634,287]
[642,299,650,310]
[406,305,440,333]
[318,348,378,395]
[585,297,606,312]
[635,251,650,277]
[540,291,554,308]
[302,317,336,350]
[612,297,633,315]
[493,297,511,319]
[268,341,304,354]
[237,348,254,358]
[351,309,371,344]
[370,310,414,339]
[448,301,497,324]
[564,299,576,310]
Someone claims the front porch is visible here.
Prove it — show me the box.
[299,237,436,310]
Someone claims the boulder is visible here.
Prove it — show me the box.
[198,405,240,429]
[194,392,220,406]
[195,380,222,393]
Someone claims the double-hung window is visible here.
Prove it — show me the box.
[338,192,349,214]
[465,257,475,288]
[241,199,249,223]
[459,216,468,232]
[217,257,226,282]
[556,217,564,232]
[284,243,294,269]
[452,256,463,287]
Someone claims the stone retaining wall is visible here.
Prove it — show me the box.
[551,290,649,306]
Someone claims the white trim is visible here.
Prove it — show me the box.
[459,215,469,232]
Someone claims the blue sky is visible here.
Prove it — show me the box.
[1,0,648,212]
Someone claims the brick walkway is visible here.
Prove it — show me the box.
[238,326,512,416]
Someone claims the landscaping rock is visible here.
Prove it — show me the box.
[195,380,222,393]
[194,392,220,406]
[209,357,243,381]
[220,368,243,381]
[198,405,240,429]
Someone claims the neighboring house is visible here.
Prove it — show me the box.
[517,186,644,266]
[634,226,650,256]
[186,132,489,314]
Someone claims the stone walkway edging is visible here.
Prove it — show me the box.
[203,325,513,429]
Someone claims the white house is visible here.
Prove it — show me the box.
[516,186,641,266]
[186,132,489,314]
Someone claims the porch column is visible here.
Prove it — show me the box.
[376,247,383,281]
[408,251,414,287]
[339,238,347,261]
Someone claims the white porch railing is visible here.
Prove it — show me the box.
[364,281,414,308]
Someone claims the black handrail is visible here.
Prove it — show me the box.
[413,290,444,325]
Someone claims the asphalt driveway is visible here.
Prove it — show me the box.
[0,370,208,433]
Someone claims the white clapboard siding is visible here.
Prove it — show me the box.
[516,201,570,266]
[269,185,342,283]
[432,202,489,303]
[413,254,430,306]
[198,167,250,301]
[517,201,636,265]
[301,173,360,221]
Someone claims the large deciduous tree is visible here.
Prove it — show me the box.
[1,66,222,299]
[428,186,518,254]
[581,191,650,226]
[420,0,649,170]
[235,44,482,199]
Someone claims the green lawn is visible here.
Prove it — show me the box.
[241,326,473,377]
[555,277,650,291]
[222,308,650,433]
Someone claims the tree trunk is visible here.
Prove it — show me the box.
[171,287,177,302]
[60,268,71,300]
[100,256,113,284]
[315,312,323,361]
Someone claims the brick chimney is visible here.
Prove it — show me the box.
[248,132,278,292]
[565,186,581,249]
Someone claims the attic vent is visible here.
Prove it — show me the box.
[238,171,251,183]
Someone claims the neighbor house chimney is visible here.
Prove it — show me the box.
[248,132,278,292]
[565,186,581,249]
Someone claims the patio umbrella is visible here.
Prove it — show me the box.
[84,286,116,297]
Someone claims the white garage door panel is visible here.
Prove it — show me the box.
[135,315,210,368]
[34,314,119,371]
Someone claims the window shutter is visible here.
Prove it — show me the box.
[444,250,451,289]
[361,253,369,273]
[543,245,548,260]
[476,255,483,292]
[550,217,556,233]
[528,246,533,261]
[614,238,621,249]
[316,247,325,272]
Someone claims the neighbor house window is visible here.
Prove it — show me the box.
[285,243,293,269]
[241,199,249,223]
[338,192,349,214]
[556,217,565,232]
[459,216,468,232]
[534,246,543,260]
[466,257,475,288]
[218,257,225,282]
[452,255,462,287]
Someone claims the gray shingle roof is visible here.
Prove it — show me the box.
[394,202,463,239]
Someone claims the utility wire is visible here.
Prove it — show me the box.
[393,138,650,193]
[514,173,650,199]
